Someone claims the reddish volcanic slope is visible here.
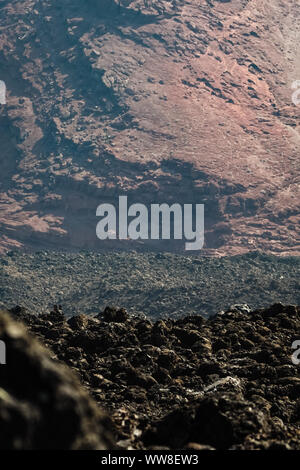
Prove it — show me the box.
[0,0,299,255]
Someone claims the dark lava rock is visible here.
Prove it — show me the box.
[190,394,268,449]
[0,311,114,450]
[97,306,129,323]
[68,314,94,330]
[174,327,202,347]
[143,408,195,449]
[3,302,300,450]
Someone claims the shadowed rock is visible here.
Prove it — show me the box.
[0,311,114,450]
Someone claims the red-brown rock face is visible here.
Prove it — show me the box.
[0,0,299,255]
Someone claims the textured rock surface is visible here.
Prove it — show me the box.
[0,310,114,449]
[0,0,299,255]
[0,250,299,319]
[6,302,300,450]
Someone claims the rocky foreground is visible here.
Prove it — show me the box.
[0,303,300,450]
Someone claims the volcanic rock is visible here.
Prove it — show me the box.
[0,310,114,450]
[5,301,299,450]
[0,0,299,255]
